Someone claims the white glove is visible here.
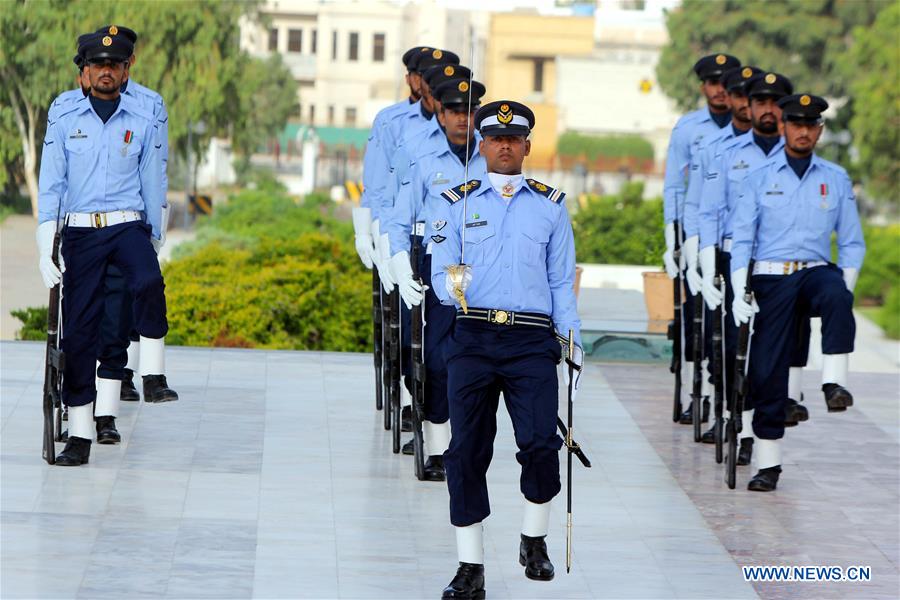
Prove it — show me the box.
[444,265,472,302]
[352,207,375,269]
[151,238,162,254]
[730,268,759,326]
[842,267,858,293]
[699,245,723,309]
[377,233,396,292]
[390,251,423,308]
[36,221,65,288]
[662,222,679,279]
[682,235,701,295]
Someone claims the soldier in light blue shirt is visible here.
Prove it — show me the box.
[431,101,581,599]
[729,94,865,492]
[35,31,169,467]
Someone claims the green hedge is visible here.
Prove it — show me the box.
[557,132,654,161]
[853,224,900,305]
[573,182,665,265]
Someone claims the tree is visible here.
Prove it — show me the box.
[843,3,900,207]
[0,0,296,215]
[657,0,887,111]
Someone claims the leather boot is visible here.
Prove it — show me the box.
[784,397,809,426]
[120,369,140,402]
[55,436,91,466]
[700,423,717,444]
[519,534,554,581]
[822,383,853,412]
[142,375,179,403]
[737,438,753,466]
[423,455,445,481]
[678,405,693,425]
[401,405,412,432]
[748,466,781,492]
[441,562,485,599]
[95,416,121,444]
[401,439,414,455]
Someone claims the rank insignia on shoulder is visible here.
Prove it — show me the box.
[441,179,481,204]
[526,178,565,203]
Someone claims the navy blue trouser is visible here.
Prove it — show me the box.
[61,222,167,407]
[720,252,812,410]
[421,254,454,424]
[444,319,563,527]
[748,265,854,440]
[96,264,133,381]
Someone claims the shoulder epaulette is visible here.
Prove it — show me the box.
[441,179,481,204]
[526,178,565,203]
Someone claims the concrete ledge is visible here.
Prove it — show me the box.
[578,263,658,291]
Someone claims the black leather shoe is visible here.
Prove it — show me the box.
[423,456,445,481]
[120,369,140,402]
[401,439,414,455]
[401,405,412,432]
[519,534,554,581]
[95,416,121,444]
[737,438,753,466]
[784,397,809,427]
[442,562,485,599]
[823,383,853,412]
[55,436,91,466]
[59,429,69,443]
[142,375,179,403]
[748,466,781,492]
[678,405,693,425]
[700,424,717,444]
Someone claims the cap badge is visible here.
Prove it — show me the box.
[800,95,811,106]
[715,54,727,65]
[102,36,113,47]
[765,73,776,84]
[108,25,118,35]
[497,104,513,124]
[458,81,469,92]
[742,67,753,78]
[433,49,443,59]
[444,65,455,76]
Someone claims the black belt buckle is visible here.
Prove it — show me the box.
[488,309,512,325]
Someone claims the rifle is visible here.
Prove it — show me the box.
[690,291,704,442]
[409,226,426,479]
[712,247,725,464]
[726,268,753,490]
[669,220,683,422]
[372,270,384,412]
[381,286,392,432]
[562,329,590,574]
[389,287,402,453]
[42,233,65,465]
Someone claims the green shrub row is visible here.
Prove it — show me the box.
[557,132,654,161]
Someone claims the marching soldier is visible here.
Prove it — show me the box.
[430,101,581,598]
[383,76,488,480]
[730,94,865,491]
[662,53,741,424]
[693,70,793,457]
[36,30,167,465]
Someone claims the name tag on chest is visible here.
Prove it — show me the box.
[465,221,487,229]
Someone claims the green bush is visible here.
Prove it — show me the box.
[877,286,900,339]
[558,132,654,161]
[853,224,900,305]
[162,187,370,351]
[573,182,665,265]
[11,306,48,341]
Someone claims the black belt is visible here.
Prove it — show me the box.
[456,307,551,328]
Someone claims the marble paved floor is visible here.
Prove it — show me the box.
[0,341,895,599]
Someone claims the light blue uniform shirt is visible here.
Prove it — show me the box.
[698,131,784,249]
[38,93,164,239]
[430,177,581,346]
[663,108,727,224]
[48,88,88,121]
[730,151,865,274]
[384,139,486,255]
[682,124,745,238]
[383,117,446,210]
[361,99,414,219]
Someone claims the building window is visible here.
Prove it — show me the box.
[533,59,545,93]
[348,32,359,61]
[345,107,357,125]
[268,28,278,52]
[327,105,335,125]
[373,33,385,62]
[288,29,303,53]
[332,31,338,60]
[309,105,316,124]
[311,29,317,54]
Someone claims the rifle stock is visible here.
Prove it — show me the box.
[410,232,426,479]
[712,247,725,464]
[373,270,384,412]
[42,232,64,465]
[726,269,753,489]
[670,221,683,422]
